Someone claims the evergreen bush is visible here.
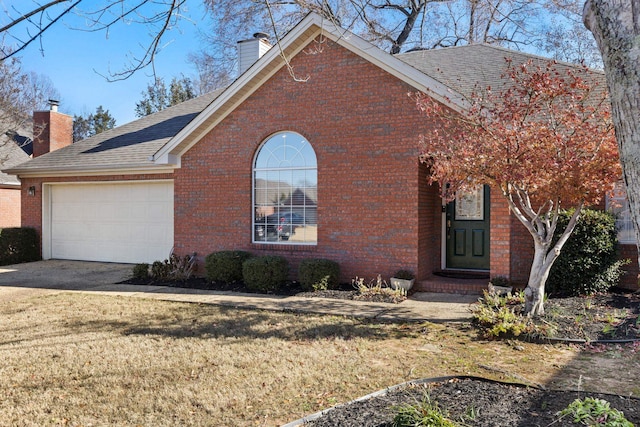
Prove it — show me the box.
[547,208,628,296]
[0,227,40,265]
[151,260,171,281]
[132,263,150,280]
[205,250,253,283]
[298,258,340,291]
[242,255,289,292]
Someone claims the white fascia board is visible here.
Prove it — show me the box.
[10,164,176,178]
[152,12,468,165]
[152,153,181,166]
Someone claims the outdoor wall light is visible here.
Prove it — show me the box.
[28,186,36,196]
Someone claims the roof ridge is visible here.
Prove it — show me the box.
[396,43,603,73]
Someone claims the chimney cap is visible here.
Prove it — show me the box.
[48,99,60,112]
[253,32,269,40]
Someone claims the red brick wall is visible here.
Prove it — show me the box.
[509,215,534,285]
[490,190,512,279]
[33,110,73,158]
[619,244,639,290]
[418,163,442,279]
[0,188,21,228]
[174,38,442,282]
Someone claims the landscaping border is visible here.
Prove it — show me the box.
[282,375,640,426]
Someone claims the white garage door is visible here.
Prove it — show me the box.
[48,181,173,263]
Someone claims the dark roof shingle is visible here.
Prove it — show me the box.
[6,89,222,174]
[396,44,605,99]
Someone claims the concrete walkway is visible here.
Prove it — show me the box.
[0,260,478,323]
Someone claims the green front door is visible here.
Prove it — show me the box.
[445,185,490,270]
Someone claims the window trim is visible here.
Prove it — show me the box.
[252,131,318,245]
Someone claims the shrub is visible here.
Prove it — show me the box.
[168,253,197,280]
[556,397,633,427]
[0,227,40,265]
[353,275,407,304]
[205,250,253,284]
[471,290,550,339]
[547,209,628,297]
[242,255,289,292]
[298,258,340,291]
[393,395,460,427]
[151,260,171,281]
[150,253,197,281]
[132,263,150,280]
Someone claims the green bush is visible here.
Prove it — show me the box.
[471,290,550,339]
[298,258,340,291]
[557,397,633,426]
[242,255,289,292]
[205,250,253,283]
[547,209,628,297]
[0,227,40,265]
[393,395,460,427]
[132,263,150,280]
[151,260,171,281]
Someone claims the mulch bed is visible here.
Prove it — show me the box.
[299,377,640,427]
[518,292,640,343]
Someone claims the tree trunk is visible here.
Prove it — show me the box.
[515,204,583,317]
[584,1,640,275]
[524,242,551,316]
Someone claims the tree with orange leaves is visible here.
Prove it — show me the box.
[417,59,621,316]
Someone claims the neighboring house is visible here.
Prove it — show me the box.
[0,126,32,228]
[5,13,638,291]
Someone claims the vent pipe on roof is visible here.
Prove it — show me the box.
[48,99,59,112]
[237,32,272,76]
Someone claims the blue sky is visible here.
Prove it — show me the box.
[1,1,214,125]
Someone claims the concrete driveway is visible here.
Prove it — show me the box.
[0,260,133,302]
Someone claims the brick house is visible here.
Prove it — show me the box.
[0,121,35,228]
[5,13,638,291]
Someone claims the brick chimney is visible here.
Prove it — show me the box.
[33,99,73,158]
[237,32,271,76]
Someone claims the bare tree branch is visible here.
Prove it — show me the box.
[1,0,187,81]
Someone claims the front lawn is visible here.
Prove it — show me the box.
[0,293,636,426]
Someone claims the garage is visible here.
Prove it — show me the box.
[44,181,173,263]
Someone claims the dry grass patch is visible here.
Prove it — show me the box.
[0,293,623,426]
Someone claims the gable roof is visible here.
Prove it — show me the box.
[396,44,606,99]
[0,133,30,187]
[152,13,471,165]
[4,14,604,178]
[5,90,223,177]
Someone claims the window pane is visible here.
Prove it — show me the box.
[253,132,317,244]
[606,182,637,245]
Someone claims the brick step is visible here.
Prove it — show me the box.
[415,276,489,295]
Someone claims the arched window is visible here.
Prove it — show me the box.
[253,132,317,244]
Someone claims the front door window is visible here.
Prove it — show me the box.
[455,185,484,220]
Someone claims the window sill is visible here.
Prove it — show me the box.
[251,243,318,252]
